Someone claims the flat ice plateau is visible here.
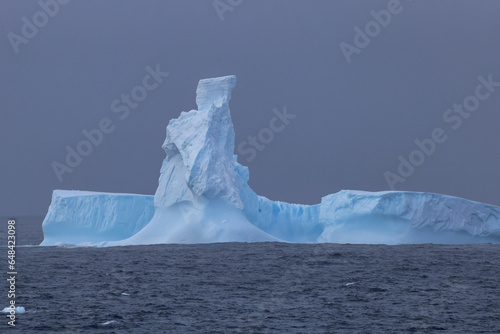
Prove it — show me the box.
[42,76,500,245]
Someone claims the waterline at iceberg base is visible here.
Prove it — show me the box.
[41,76,500,246]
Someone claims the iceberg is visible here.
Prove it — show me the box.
[41,190,154,245]
[319,190,500,244]
[2,307,26,314]
[41,75,500,245]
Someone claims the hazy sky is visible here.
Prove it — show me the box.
[1,0,500,216]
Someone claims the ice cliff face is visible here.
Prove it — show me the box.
[41,190,154,245]
[319,191,500,244]
[41,75,500,246]
[113,75,280,244]
[154,75,242,209]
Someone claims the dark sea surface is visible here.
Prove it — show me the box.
[1,217,500,333]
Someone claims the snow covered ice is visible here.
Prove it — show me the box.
[2,307,26,314]
[41,75,500,246]
[41,190,154,245]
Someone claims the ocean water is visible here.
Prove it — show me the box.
[1,217,500,333]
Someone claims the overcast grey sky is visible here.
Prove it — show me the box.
[1,0,499,216]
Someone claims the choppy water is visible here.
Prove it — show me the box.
[1,217,500,333]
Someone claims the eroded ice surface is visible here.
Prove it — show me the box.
[41,190,154,246]
[41,76,500,246]
[319,190,500,244]
[2,307,26,313]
